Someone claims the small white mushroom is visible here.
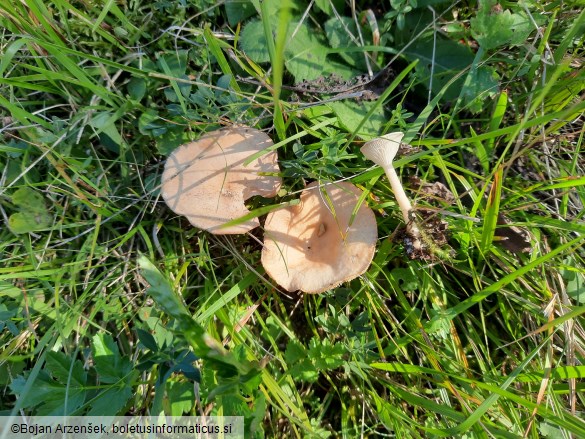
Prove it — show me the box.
[361,132,422,248]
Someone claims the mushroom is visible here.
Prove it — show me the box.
[360,132,422,249]
[261,181,377,293]
[161,126,282,234]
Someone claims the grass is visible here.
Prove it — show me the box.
[1,0,585,437]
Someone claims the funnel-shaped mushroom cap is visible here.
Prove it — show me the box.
[360,132,404,168]
[161,127,282,234]
[261,181,377,293]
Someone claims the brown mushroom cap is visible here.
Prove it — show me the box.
[161,127,282,234]
[261,181,377,293]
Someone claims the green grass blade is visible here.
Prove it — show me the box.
[479,165,503,254]
[428,235,585,329]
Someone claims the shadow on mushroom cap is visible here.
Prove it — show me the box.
[261,181,377,294]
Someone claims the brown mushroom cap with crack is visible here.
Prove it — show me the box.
[261,181,377,293]
[161,127,282,234]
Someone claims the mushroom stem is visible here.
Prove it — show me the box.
[381,163,413,224]
[382,163,422,246]
[361,132,422,246]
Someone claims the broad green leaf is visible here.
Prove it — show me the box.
[92,333,132,383]
[166,381,194,415]
[391,267,419,291]
[136,328,159,352]
[284,23,329,81]
[311,345,344,370]
[45,351,87,387]
[8,187,51,234]
[156,50,189,76]
[471,1,535,50]
[314,0,344,15]
[0,362,25,386]
[324,16,366,69]
[138,109,167,136]
[90,111,127,151]
[173,350,201,382]
[314,345,346,371]
[0,281,23,300]
[86,385,132,416]
[540,423,565,438]
[9,373,51,408]
[561,257,585,303]
[284,340,306,364]
[403,32,501,111]
[289,361,319,383]
[249,393,267,436]
[460,61,499,113]
[10,371,86,415]
[240,20,330,81]
[8,213,50,234]
[155,126,189,156]
[328,100,386,137]
[239,20,271,64]
[405,36,475,101]
[224,0,257,26]
[127,76,146,101]
[11,187,49,213]
[0,303,16,324]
